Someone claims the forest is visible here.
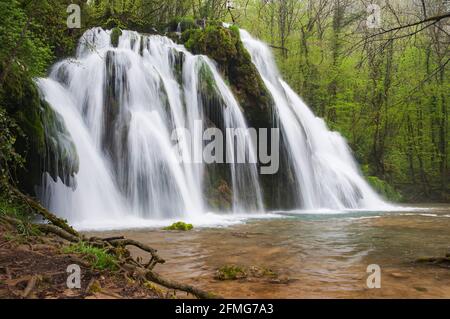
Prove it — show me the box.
[0,0,448,203]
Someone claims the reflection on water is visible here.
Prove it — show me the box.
[88,205,450,298]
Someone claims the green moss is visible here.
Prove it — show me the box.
[163,221,194,231]
[367,176,403,202]
[110,27,122,48]
[63,242,118,271]
[215,265,247,280]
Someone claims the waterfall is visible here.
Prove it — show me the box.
[36,28,263,227]
[36,26,389,228]
[239,28,389,210]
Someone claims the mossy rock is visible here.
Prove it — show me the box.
[110,27,122,48]
[163,221,193,231]
[215,265,247,280]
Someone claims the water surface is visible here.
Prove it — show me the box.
[88,205,450,298]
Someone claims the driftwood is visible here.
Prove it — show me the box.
[1,190,219,299]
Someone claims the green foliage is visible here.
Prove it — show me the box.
[163,221,194,231]
[0,0,80,193]
[167,16,197,32]
[63,242,118,271]
[0,108,24,179]
[367,176,403,202]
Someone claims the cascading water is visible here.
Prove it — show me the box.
[239,28,389,210]
[37,28,263,227]
[36,26,389,229]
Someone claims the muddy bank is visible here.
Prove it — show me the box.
[0,221,169,299]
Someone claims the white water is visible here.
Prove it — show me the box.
[239,28,390,210]
[36,27,390,229]
[37,28,263,227]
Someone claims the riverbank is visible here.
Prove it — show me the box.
[0,189,212,299]
[0,220,169,299]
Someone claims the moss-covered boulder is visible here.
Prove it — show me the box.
[163,221,193,231]
[110,27,122,48]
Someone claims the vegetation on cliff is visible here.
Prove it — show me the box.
[181,24,273,130]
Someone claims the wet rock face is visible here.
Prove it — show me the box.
[41,99,79,188]
[1,70,78,194]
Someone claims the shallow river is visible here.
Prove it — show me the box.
[87,205,450,298]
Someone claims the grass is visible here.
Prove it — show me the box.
[63,242,118,271]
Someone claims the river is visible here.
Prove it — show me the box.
[86,204,450,298]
